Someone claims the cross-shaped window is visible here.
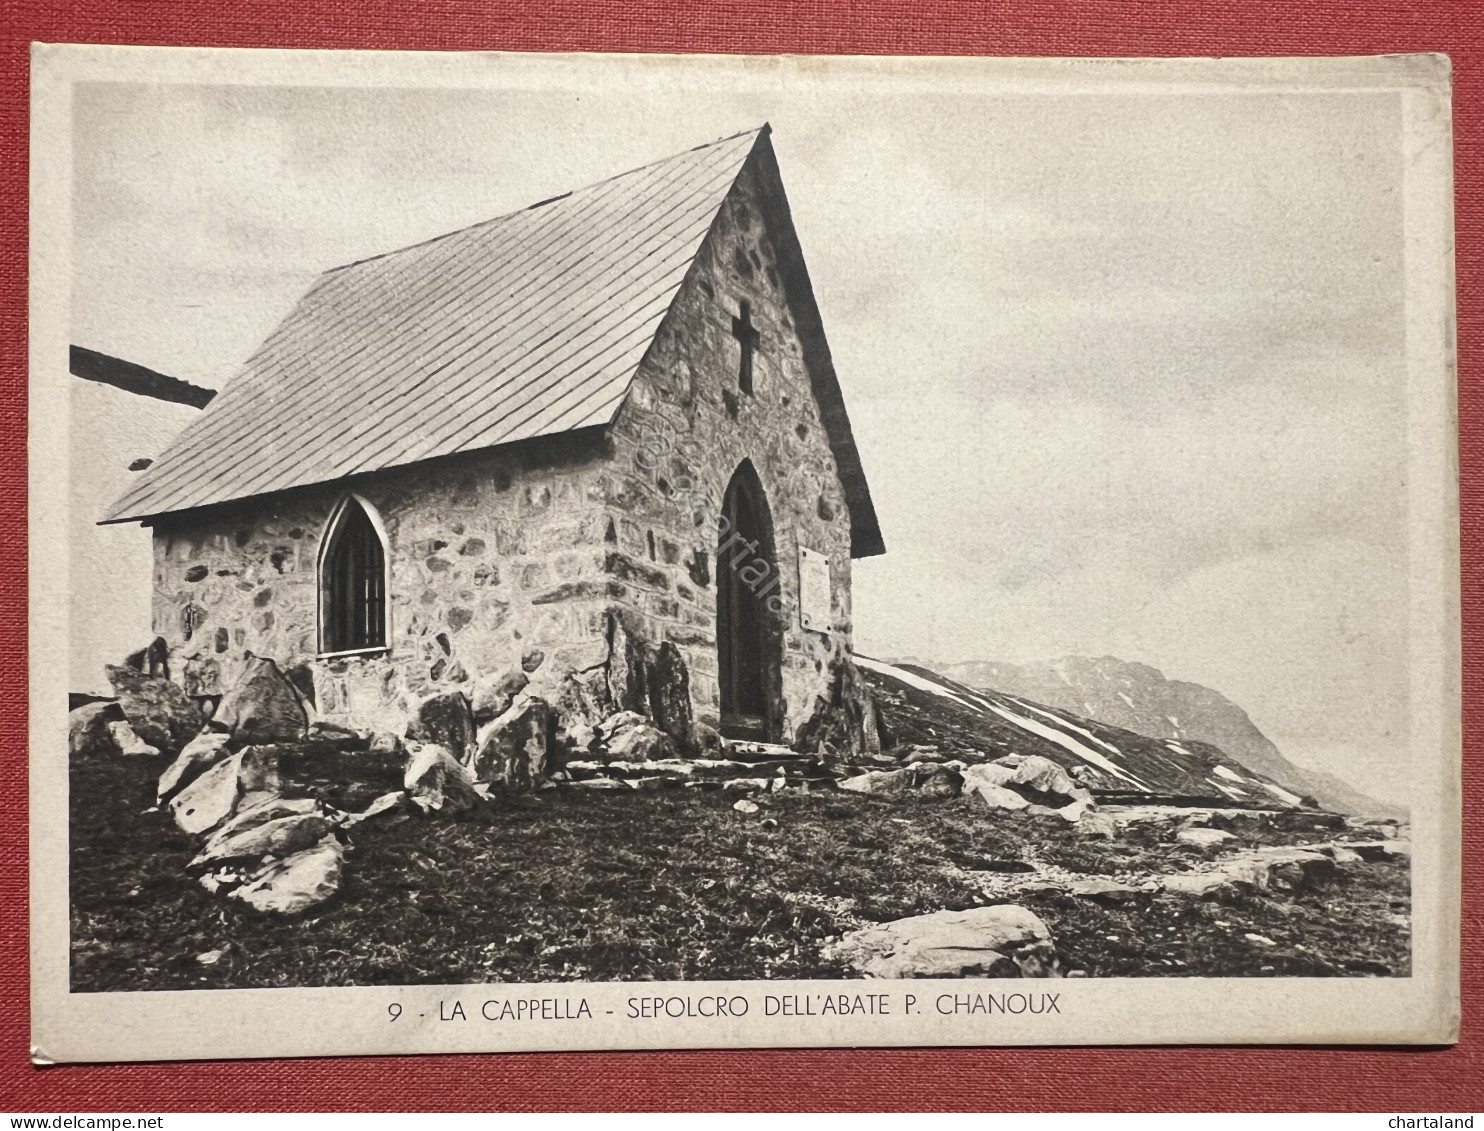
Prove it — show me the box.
[731,300,760,395]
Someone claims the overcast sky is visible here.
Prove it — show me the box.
[70,74,1410,804]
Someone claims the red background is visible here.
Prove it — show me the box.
[1,0,1479,1112]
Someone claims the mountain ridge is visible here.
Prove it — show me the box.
[899,654,1402,819]
[857,656,1311,809]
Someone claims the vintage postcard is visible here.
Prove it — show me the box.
[30,46,1459,1062]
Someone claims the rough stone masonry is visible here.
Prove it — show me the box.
[137,133,883,757]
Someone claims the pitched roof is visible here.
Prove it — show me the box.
[102,126,884,558]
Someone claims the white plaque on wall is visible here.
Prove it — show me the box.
[798,545,831,632]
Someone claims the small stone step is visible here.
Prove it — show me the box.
[724,742,809,765]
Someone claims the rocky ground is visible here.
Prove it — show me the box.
[70,735,1411,991]
[67,645,1411,990]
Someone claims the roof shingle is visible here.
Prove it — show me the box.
[103,128,765,523]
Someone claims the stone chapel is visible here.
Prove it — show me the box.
[102,126,886,754]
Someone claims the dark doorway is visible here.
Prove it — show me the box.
[717,461,783,741]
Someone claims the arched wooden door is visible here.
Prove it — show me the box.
[717,461,783,741]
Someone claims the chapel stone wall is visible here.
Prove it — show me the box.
[603,158,858,739]
[149,439,622,735]
[149,159,864,747]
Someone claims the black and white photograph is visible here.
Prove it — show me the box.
[30,47,1459,1061]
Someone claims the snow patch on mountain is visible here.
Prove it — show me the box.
[1009,697,1125,756]
[980,700,1150,789]
[1260,781,1304,806]
[854,656,980,711]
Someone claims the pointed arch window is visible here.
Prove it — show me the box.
[318,495,389,655]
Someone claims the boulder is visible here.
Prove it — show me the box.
[918,769,963,800]
[961,765,1032,812]
[837,763,960,798]
[561,723,600,759]
[231,838,344,914]
[471,668,530,726]
[1177,827,1236,848]
[962,761,1015,787]
[823,905,1060,979]
[551,670,611,752]
[967,782,1035,813]
[168,746,281,835]
[121,635,170,676]
[404,742,481,813]
[1065,878,1146,907]
[691,721,725,758]
[282,661,318,711]
[723,777,772,794]
[997,754,1093,805]
[837,767,916,796]
[1160,847,1335,900]
[1194,858,1263,891]
[305,720,368,753]
[368,732,404,758]
[406,690,477,760]
[1052,798,1093,823]
[597,618,696,750]
[157,730,233,803]
[646,641,694,749]
[109,719,159,757]
[106,663,202,756]
[597,711,648,744]
[1347,840,1412,862]
[606,722,678,763]
[69,701,123,758]
[961,757,1094,817]
[1184,846,1333,894]
[342,791,409,826]
[181,655,224,698]
[469,696,551,788]
[1256,847,1337,892]
[521,648,546,673]
[213,654,309,745]
[197,797,320,853]
[792,655,878,759]
[861,692,885,759]
[1160,872,1243,900]
[1074,811,1119,840]
[605,616,651,715]
[733,798,761,814]
[191,809,333,870]
[552,670,608,756]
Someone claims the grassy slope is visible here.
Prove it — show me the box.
[70,749,1410,991]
